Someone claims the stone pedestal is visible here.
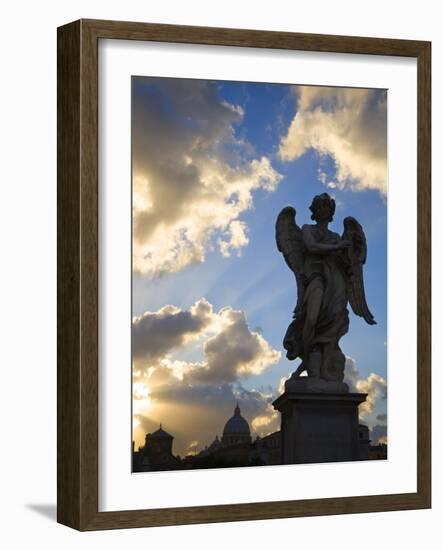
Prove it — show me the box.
[272,391,367,464]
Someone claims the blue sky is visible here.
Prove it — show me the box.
[131,77,387,456]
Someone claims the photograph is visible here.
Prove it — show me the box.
[131,76,388,473]
[0,0,434,540]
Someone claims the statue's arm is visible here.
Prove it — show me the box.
[302,225,344,254]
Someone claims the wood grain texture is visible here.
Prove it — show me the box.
[416,41,431,507]
[57,19,431,531]
[83,18,428,56]
[57,20,81,529]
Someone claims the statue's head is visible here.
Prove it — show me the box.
[309,193,336,222]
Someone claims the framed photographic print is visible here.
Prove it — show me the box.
[57,19,431,530]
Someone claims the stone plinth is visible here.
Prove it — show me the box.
[272,391,367,464]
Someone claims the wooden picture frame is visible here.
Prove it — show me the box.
[57,18,431,531]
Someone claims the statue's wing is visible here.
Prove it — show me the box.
[276,206,305,316]
[342,216,376,325]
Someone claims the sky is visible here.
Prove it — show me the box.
[131,77,388,458]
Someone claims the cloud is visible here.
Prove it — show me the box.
[344,356,387,417]
[135,382,280,456]
[132,299,282,455]
[133,299,281,383]
[132,298,213,361]
[278,86,387,195]
[132,78,282,276]
[343,355,361,390]
[185,440,199,455]
[251,402,280,435]
[191,307,281,383]
[370,423,387,445]
[356,373,387,415]
[218,220,249,257]
[278,376,288,394]
[370,413,387,445]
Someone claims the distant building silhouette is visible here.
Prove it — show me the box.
[132,424,181,472]
[183,403,280,469]
[221,403,252,447]
[370,443,388,460]
[132,403,385,472]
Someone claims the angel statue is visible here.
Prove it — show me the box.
[276,193,376,392]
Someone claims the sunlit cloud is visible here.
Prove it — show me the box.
[251,403,279,435]
[356,373,387,416]
[185,440,199,455]
[279,86,387,195]
[132,298,214,362]
[218,220,249,257]
[134,383,280,456]
[130,79,388,459]
[132,298,282,454]
[132,78,282,277]
[133,299,281,384]
[344,356,387,418]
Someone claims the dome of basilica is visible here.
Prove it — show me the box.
[222,403,251,437]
